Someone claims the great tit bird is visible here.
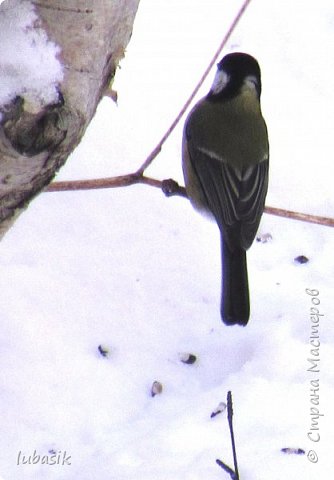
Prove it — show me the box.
[182,52,269,326]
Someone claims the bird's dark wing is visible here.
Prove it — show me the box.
[186,144,269,250]
[239,159,269,247]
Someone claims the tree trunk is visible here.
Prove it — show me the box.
[0,0,140,238]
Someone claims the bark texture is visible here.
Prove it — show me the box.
[0,0,140,238]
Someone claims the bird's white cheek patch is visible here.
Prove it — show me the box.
[210,69,230,94]
[243,75,258,92]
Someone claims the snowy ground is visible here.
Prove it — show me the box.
[0,0,333,479]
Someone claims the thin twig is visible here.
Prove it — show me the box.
[227,391,239,480]
[46,177,334,228]
[45,0,334,230]
[136,0,253,175]
[47,174,141,192]
[216,459,236,478]
[46,174,186,195]
[216,391,240,480]
[264,206,334,228]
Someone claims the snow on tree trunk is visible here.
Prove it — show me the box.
[0,0,140,238]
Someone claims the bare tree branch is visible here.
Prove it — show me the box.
[44,0,333,230]
[47,175,334,228]
[47,174,187,196]
[263,206,334,228]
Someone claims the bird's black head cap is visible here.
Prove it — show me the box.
[208,52,262,101]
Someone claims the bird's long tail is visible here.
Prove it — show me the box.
[220,237,250,326]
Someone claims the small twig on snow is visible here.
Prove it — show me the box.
[216,391,240,480]
[227,391,240,479]
[216,459,236,479]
